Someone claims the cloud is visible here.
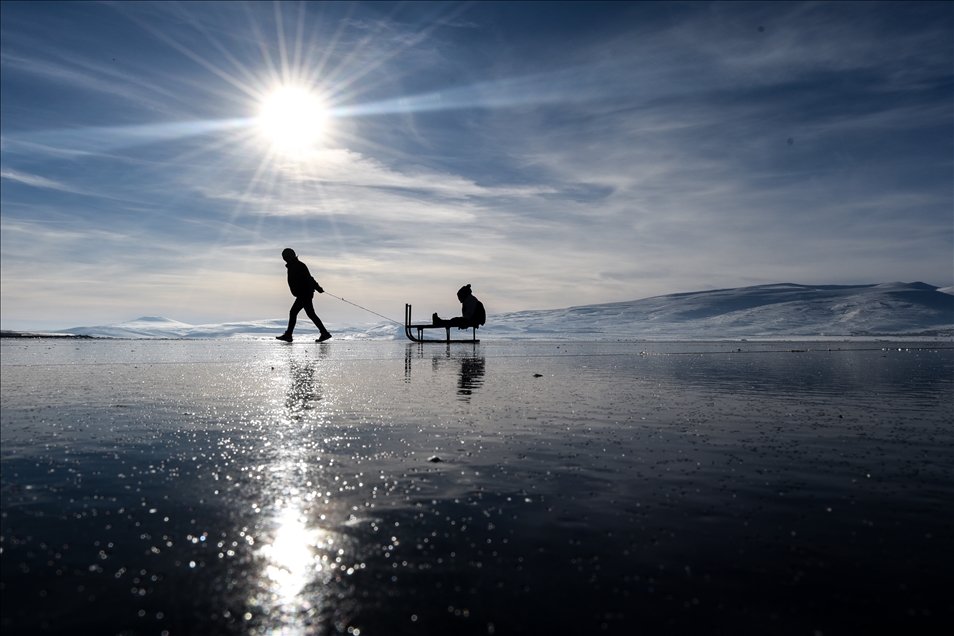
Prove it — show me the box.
[0,168,84,193]
[5,119,253,155]
[0,50,186,117]
[0,166,161,204]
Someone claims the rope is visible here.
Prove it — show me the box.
[323,292,403,325]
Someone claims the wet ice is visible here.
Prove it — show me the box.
[1,339,951,635]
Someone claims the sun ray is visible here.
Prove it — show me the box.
[11,119,253,154]
[165,4,273,100]
[291,1,307,83]
[305,1,357,89]
[113,3,262,100]
[323,2,473,98]
[242,1,282,92]
[274,1,291,86]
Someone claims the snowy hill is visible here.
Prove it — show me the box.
[58,282,952,340]
[487,282,953,340]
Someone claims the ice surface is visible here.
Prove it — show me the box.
[1,339,952,635]
[53,281,954,340]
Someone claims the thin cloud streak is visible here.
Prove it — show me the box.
[5,119,253,154]
[0,169,86,194]
[0,51,184,115]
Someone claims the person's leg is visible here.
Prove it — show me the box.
[287,297,306,334]
[277,298,303,341]
[303,297,331,338]
[447,317,479,331]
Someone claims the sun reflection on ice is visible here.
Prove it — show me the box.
[260,506,321,604]
[247,356,363,634]
[255,502,349,634]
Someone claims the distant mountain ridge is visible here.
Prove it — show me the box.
[489,282,953,339]
[52,282,953,340]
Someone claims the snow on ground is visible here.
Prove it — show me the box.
[54,282,953,340]
[58,316,402,340]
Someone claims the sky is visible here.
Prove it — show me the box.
[1,1,951,330]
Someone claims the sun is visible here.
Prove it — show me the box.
[259,86,328,151]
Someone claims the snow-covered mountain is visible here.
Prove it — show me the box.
[488,282,952,339]
[56,282,952,340]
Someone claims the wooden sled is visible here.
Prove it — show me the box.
[405,304,479,343]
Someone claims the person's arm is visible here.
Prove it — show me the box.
[301,262,324,293]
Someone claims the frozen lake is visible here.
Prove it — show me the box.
[1,339,951,635]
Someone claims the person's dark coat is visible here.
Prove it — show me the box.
[286,259,323,298]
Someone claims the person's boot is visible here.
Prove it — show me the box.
[316,332,332,343]
[432,313,444,326]
[276,332,293,342]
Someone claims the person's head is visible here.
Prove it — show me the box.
[282,248,297,263]
[457,284,472,302]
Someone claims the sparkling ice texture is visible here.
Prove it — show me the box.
[1,340,951,635]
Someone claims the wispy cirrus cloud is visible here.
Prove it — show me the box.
[1,168,79,192]
[0,51,185,118]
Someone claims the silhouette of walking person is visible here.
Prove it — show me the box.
[276,248,332,343]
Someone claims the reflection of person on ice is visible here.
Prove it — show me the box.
[276,248,332,343]
[433,284,486,329]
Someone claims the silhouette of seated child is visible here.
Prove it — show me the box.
[432,285,486,330]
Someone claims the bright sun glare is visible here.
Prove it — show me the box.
[260,86,328,151]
